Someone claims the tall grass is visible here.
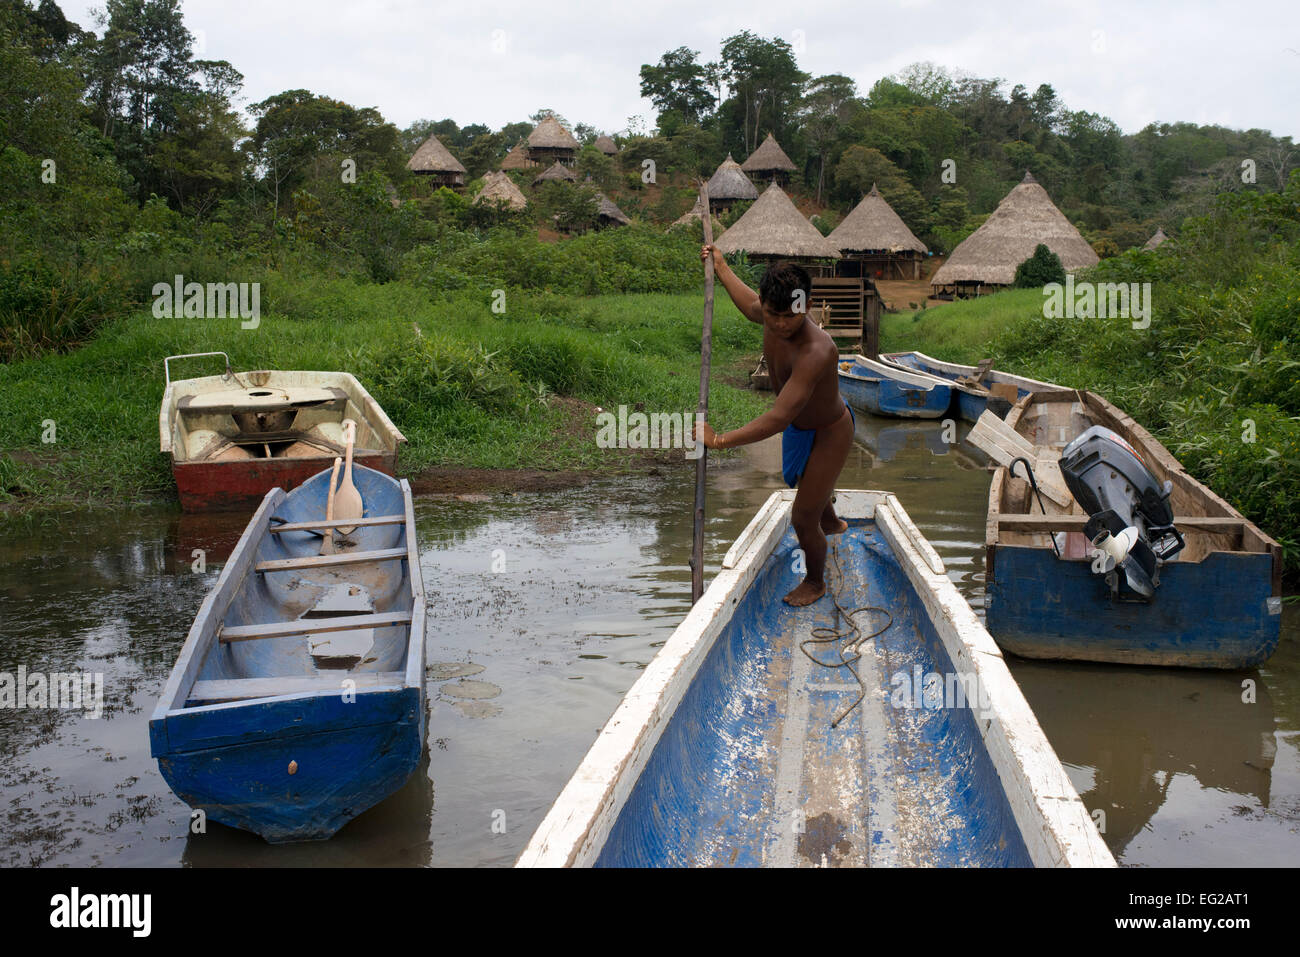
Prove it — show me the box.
[0,276,766,507]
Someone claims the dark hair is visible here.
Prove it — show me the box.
[758,262,811,315]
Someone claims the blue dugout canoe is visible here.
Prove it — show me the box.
[838,354,952,419]
[518,490,1113,868]
[985,391,1282,668]
[149,465,426,843]
[881,350,1066,422]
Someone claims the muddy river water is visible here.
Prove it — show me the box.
[1,415,1296,866]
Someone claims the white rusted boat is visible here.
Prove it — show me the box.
[160,352,405,511]
[518,489,1113,868]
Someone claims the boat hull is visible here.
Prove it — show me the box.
[173,451,398,512]
[596,524,1029,867]
[838,361,951,419]
[881,351,1064,422]
[150,466,426,842]
[150,687,423,843]
[986,544,1280,668]
[519,490,1112,868]
[984,391,1282,669]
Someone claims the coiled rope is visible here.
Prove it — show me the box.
[797,540,893,728]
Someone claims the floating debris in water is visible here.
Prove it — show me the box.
[440,679,501,700]
[426,662,485,680]
[450,701,502,719]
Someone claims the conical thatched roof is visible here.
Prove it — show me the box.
[594,191,630,225]
[474,171,528,211]
[594,134,618,155]
[741,133,797,174]
[827,184,927,253]
[714,183,840,259]
[670,195,725,233]
[532,161,577,185]
[1142,227,1169,250]
[931,172,1099,286]
[528,115,579,150]
[706,154,759,202]
[500,140,532,171]
[406,134,467,175]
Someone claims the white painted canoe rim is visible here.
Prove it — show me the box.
[888,350,1066,394]
[517,489,1114,868]
[839,354,945,391]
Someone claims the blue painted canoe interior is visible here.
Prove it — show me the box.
[597,520,1031,867]
[191,466,413,691]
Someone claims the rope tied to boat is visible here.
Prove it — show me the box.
[798,540,893,729]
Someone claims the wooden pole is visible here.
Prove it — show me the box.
[691,183,715,604]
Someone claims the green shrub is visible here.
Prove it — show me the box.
[1013,243,1067,288]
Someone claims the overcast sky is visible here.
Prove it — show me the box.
[60,0,1300,140]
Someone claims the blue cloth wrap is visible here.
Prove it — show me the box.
[782,402,853,487]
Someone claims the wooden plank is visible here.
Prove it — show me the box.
[269,514,405,533]
[969,414,1073,507]
[998,514,1248,533]
[255,547,407,573]
[218,610,413,643]
[189,671,406,703]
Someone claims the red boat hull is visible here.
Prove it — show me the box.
[173,453,399,512]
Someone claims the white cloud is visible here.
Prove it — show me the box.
[55,0,1298,138]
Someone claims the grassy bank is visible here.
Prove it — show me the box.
[0,278,767,509]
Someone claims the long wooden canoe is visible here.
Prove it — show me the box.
[160,353,406,511]
[838,355,952,419]
[518,489,1113,868]
[985,391,1282,668]
[881,350,1066,422]
[149,464,426,842]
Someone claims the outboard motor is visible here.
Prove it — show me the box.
[1058,425,1185,599]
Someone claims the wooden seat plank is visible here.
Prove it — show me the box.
[269,514,405,533]
[998,514,1247,533]
[189,671,407,703]
[219,610,412,643]
[255,547,407,574]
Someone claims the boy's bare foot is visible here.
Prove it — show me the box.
[783,580,826,606]
[821,517,849,535]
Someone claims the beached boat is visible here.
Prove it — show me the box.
[518,489,1113,868]
[984,391,1282,668]
[149,464,426,842]
[882,350,1066,421]
[160,352,405,511]
[838,354,952,419]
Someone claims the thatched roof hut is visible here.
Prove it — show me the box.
[527,116,580,166]
[828,184,926,253]
[594,134,618,156]
[714,183,840,260]
[474,171,528,211]
[742,133,797,186]
[500,140,533,171]
[1142,227,1169,250]
[705,154,759,210]
[594,192,630,227]
[532,161,577,186]
[827,184,928,279]
[406,134,466,186]
[930,172,1099,294]
[670,195,725,234]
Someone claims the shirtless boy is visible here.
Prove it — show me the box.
[693,247,856,606]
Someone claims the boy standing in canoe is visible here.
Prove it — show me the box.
[694,248,855,607]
